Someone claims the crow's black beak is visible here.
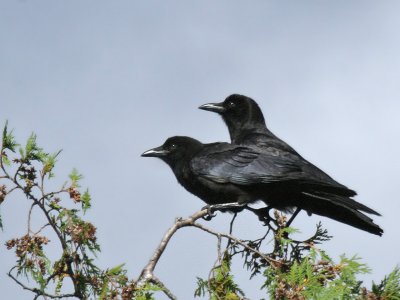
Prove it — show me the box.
[141,145,169,157]
[198,102,226,113]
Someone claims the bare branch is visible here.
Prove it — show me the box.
[138,209,209,283]
[137,208,281,299]
[27,202,37,234]
[8,268,76,299]
[34,223,51,235]
[208,233,223,286]
[191,222,280,266]
[150,275,177,300]
[7,186,18,194]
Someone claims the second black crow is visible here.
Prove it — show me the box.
[199,94,380,219]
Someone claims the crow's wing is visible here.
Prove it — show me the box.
[191,144,355,197]
[190,145,302,185]
[234,127,355,193]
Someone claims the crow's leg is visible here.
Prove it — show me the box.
[286,207,301,227]
[201,205,216,221]
[229,213,238,235]
[201,202,247,221]
[226,213,238,249]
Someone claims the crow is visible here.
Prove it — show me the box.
[199,94,382,232]
[199,94,356,190]
[142,136,383,235]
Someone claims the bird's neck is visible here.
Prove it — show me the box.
[168,149,202,182]
[229,122,271,144]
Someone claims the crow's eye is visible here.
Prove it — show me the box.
[169,144,178,150]
[228,101,236,108]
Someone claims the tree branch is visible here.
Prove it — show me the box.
[150,275,177,300]
[137,208,282,299]
[191,222,281,265]
[8,268,76,299]
[27,202,37,234]
[138,209,210,283]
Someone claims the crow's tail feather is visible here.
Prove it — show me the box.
[301,192,383,236]
[310,191,381,216]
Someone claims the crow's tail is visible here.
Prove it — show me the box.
[311,191,381,216]
[301,192,383,236]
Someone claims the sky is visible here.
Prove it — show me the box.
[1,1,399,299]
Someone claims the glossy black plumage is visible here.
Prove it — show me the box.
[142,136,383,235]
[199,95,354,192]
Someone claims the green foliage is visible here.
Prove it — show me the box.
[1,120,18,166]
[81,189,92,214]
[240,216,382,300]
[1,123,159,299]
[372,266,400,299]
[16,132,48,162]
[195,253,245,300]
[41,150,62,179]
[2,120,18,152]
[202,212,398,300]
[262,249,371,299]
[133,283,161,300]
[69,168,83,188]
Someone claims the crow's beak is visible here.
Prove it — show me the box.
[198,102,226,113]
[141,145,169,157]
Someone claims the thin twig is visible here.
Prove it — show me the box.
[27,202,37,234]
[7,186,18,194]
[191,222,281,265]
[13,161,23,183]
[208,234,223,285]
[34,223,51,235]
[8,268,76,299]
[150,275,177,300]
[0,148,11,179]
[39,189,67,203]
[138,209,209,283]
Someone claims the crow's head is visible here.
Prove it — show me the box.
[141,136,203,167]
[199,94,266,139]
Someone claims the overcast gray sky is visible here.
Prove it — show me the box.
[1,1,399,299]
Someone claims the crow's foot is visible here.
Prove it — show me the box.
[246,206,277,226]
[201,202,247,221]
[201,205,217,221]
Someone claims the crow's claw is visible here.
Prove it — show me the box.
[201,205,217,221]
[246,206,278,226]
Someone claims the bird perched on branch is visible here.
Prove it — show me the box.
[142,136,383,235]
[199,94,382,235]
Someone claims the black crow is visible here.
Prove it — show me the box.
[199,94,380,206]
[198,94,362,196]
[142,136,383,235]
[199,94,382,217]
